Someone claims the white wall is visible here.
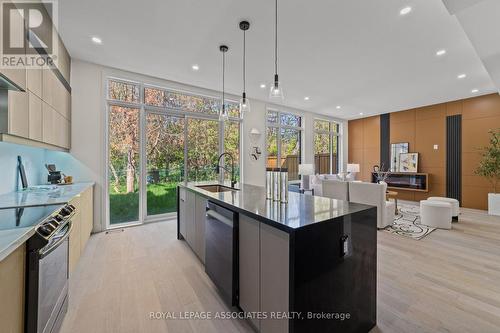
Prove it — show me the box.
[70,59,347,231]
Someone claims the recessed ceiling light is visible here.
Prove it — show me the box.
[191,64,199,71]
[471,89,479,93]
[457,74,467,79]
[359,112,364,116]
[436,49,447,56]
[304,96,310,101]
[260,83,266,89]
[91,36,102,45]
[400,6,412,16]
[336,106,341,110]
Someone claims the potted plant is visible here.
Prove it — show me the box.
[475,129,500,215]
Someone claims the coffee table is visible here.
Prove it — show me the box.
[386,190,399,215]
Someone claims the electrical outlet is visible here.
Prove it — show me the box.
[433,144,439,150]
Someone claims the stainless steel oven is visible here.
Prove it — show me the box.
[26,204,76,333]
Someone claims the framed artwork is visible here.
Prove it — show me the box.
[399,152,419,173]
[390,142,409,172]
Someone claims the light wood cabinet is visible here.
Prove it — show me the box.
[42,101,55,145]
[28,92,43,141]
[57,35,71,83]
[42,69,56,109]
[68,210,81,274]
[8,91,29,138]
[27,68,42,98]
[0,1,71,151]
[0,244,25,333]
[68,187,94,275]
[80,187,94,249]
[0,4,26,91]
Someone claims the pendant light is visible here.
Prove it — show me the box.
[239,21,251,113]
[269,0,284,100]
[219,45,229,121]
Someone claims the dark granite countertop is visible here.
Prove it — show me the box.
[179,182,375,233]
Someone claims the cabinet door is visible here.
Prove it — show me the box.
[42,69,55,109]
[80,188,93,250]
[69,211,82,275]
[194,194,207,263]
[239,215,261,330]
[184,190,196,248]
[0,5,26,91]
[8,91,29,137]
[42,102,55,145]
[27,68,43,98]
[28,92,43,141]
[178,188,187,238]
[0,244,25,333]
[260,223,289,333]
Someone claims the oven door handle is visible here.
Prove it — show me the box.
[39,221,73,259]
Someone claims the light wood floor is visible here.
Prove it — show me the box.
[60,207,500,333]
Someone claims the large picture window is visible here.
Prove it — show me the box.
[106,78,241,226]
[266,110,302,181]
[314,119,340,174]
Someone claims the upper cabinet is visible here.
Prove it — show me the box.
[0,0,71,151]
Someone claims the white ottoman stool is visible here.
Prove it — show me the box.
[420,200,452,230]
[428,197,460,221]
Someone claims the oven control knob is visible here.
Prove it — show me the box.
[54,214,64,222]
[59,207,72,216]
[47,218,59,228]
[38,224,53,237]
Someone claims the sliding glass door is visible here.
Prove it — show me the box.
[145,113,185,216]
[108,105,141,225]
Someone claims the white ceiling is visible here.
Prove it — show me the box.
[56,0,498,119]
[443,0,500,99]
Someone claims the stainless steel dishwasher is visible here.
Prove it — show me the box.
[205,201,238,306]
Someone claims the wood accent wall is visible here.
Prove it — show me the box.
[348,93,500,210]
[462,94,500,209]
[348,116,380,182]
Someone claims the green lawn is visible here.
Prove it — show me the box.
[109,183,178,224]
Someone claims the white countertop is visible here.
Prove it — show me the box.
[0,227,34,261]
[0,182,95,209]
[0,182,94,261]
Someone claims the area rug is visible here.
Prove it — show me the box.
[383,204,436,240]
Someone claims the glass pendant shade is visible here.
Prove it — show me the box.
[269,80,284,100]
[219,105,229,121]
[239,93,251,113]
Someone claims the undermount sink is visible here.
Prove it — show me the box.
[196,185,238,193]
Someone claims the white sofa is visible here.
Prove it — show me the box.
[321,179,349,201]
[348,182,395,229]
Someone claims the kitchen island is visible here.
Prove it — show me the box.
[178,182,377,333]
